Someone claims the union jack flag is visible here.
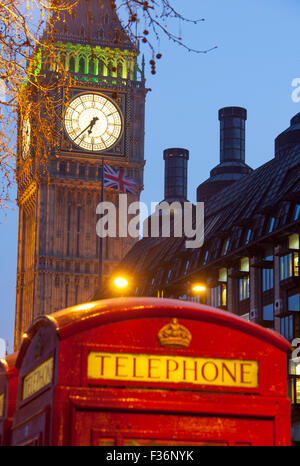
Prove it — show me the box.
[103,162,138,195]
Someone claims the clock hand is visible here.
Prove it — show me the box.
[74,116,99,141]
[87,116,99,135]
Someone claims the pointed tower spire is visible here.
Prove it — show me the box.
[50,0,135,51]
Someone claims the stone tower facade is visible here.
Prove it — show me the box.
[14,0,147,349]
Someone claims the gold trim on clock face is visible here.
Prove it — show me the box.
[64,92,123,152]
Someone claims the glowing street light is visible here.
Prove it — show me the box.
[191,283,207,304]
[192,284,206,293]
[112,276,129,291]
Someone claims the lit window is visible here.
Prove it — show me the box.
[218,268,227,282]
[295,253,299,276]
[239,277,250,301]
[240,257,249,272]
[289,359,300,404]
[210,284,227,307]
[280,252,299,280]
[289,233,299,250]
[222,284,227,306]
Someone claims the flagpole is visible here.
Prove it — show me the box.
[99,158,104,295]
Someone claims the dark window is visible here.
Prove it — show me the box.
[263,303,274,321]
[167,269,172,282]
[184,260,190,274]
[107,62,113,76]
[89,59,96,75]
[221,238,230,256]
[76,206,81,257]
[98,61,104,76]
[289,294,300,312]
[280,315,294,340]
[60,162,66,175]
[69,56,75,72]
[117,62,123,77]
[89,166,96,178]
[79,57,85,74]
[268,217,275,233]
[264,249,274,261]
[262,268,274,291]
[203,250,209,265]
[245,228,252,244]
[79,165,85,177]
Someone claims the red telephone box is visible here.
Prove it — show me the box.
[0,353,18,446]
[11,298,291,446]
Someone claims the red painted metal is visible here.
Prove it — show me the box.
[0,353,19,446]
[10,297,291,446]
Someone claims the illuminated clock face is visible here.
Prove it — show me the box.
[22,116,31,160]
[64,93,123,152]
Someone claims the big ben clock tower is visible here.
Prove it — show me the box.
[14,0,147,349]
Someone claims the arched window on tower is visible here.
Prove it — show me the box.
[59,53,67,70]
[98,60,104,76]
[89,58,96,75]
[79,57,86,74]
[117,62,123,79]
[107,62,113,77]
[69,56,75,73]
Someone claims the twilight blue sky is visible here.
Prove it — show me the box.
[1,0,300,354]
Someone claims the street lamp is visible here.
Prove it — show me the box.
[111,275,130,296]
[192,284,206,293]
[113,276,129,290]
[191,283,207,304]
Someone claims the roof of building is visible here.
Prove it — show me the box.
[114,136,300,284]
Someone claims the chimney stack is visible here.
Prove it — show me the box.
[219,107,247,163]
[163,148,189,203]
[196,106,252,203]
